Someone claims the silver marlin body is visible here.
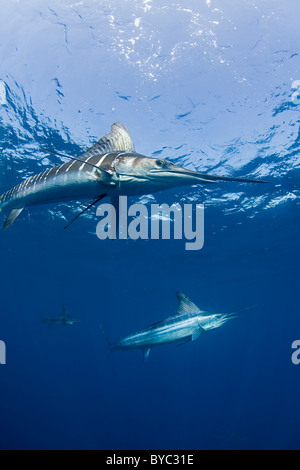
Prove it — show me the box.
[43,305,80,327]
[105,292,241,362]
[0,122,267,229]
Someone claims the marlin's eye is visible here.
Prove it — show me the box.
[156,159,165,167]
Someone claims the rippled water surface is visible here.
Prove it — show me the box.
[0,0,299,450]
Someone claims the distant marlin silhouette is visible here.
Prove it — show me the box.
[0,122,268,229]
[43,306,80,326]
[101,292,255,362]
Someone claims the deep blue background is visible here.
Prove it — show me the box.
[0,0,300,450]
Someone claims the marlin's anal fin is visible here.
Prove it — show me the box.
[3,208,25,230]
[143,348,151,363]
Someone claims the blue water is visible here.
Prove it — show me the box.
[0,0,300,450]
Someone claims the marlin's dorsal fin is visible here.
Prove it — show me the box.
[176,292,202,316]
[78,122,135,160]
[61,305,68,317]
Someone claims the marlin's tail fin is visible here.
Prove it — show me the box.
[99,324,113,351]
[99,324,116,376]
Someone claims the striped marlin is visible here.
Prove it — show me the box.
[0,122,267,229]
[42,305,80,326]
[102,292,253,362]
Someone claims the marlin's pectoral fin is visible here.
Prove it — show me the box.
[143,348,151,363]
[64,194,107,230]
[176,328,205,347]
[3,208,25,230]
[192,327,205,341]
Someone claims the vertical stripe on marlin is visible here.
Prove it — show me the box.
[65,160,78,172]
[98,152,119,171]
[38,170,48,181]
[78,154,104,171]
[79,153,110,173]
